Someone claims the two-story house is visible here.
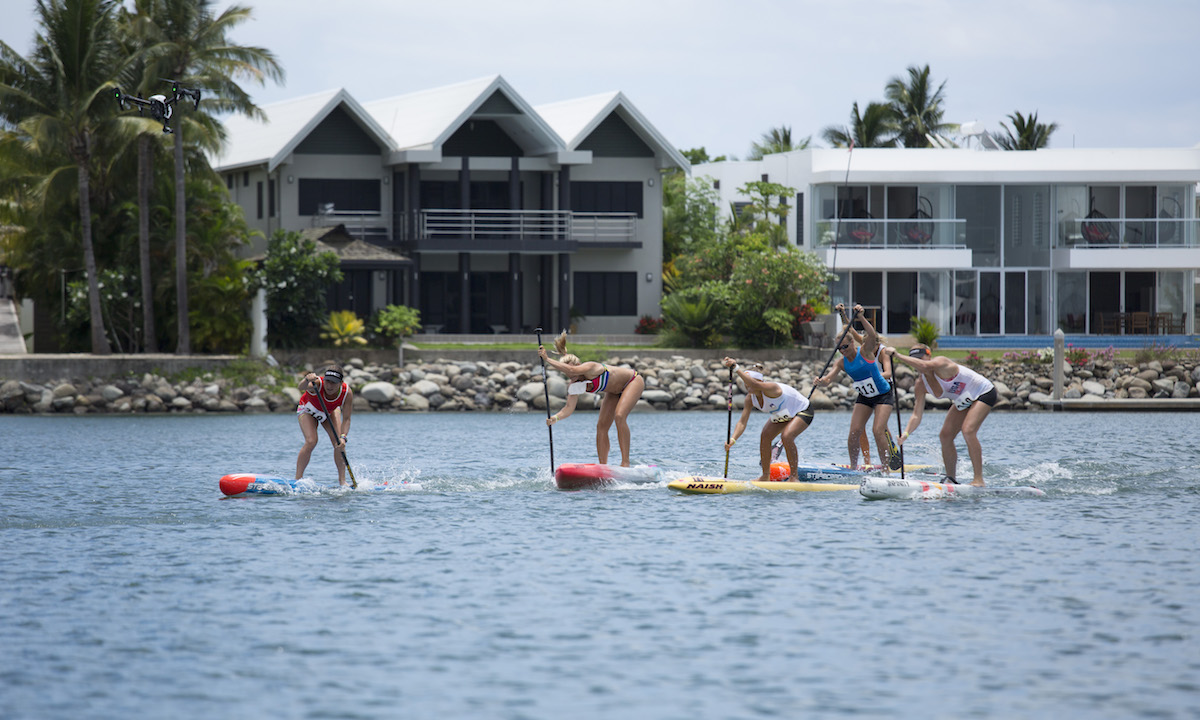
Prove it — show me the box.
[212,75,688,335]
[693,147,1200,344]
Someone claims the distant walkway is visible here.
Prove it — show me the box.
[0,299,25,354]
[938,333,1199,350]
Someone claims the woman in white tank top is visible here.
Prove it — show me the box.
[886,344,998,486]
[721,357,814,482]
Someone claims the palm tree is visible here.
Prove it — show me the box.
[132,0,283,354]
[747,125,810,160]
[821,101,898,148]
[995,111,1058,150]
[884,65,957,148]
[0,0,129,354]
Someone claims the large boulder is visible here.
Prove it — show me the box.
[360,381,398,404]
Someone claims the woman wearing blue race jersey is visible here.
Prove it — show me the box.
[814,304,895,469]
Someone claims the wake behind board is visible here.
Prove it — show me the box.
[219,473,390,497]
[769,462,934,482]
[554,463,661,490]
[668,476,858,495]
[859,477,1046,500]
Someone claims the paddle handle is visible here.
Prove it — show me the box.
[313,376,356,489]
[724,366,734,478]
[536,328,555,472]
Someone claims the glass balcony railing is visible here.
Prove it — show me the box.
[1057,217,1198,248]
[815,218,966,248]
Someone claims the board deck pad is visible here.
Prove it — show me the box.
[668,476,859,495]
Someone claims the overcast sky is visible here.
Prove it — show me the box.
[4,0,1198,156]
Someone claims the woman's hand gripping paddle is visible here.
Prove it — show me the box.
[724,366,735,478]
[806,311,857,401]
[314,382,356,489]
[536,327,555,473]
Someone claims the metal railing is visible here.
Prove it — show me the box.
[1058,217,1197,248]
[421,208,571,241]
[313,208,642,245]
[570,213,638,243]
[815,217,966,248]
[311,210,390,243]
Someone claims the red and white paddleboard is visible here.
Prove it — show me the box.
[553,463,661,490]
[219,473,391,496]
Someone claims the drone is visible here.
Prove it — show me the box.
[112,79,201,133]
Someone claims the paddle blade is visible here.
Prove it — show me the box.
[885,430,903,471]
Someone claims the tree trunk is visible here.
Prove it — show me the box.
[77,155,111,355]
[174,124,189,354]
[138,133,158,352]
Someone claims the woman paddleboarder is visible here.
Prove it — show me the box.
[539,331,645,467]
[295,365,354,486]
[722,358,814,482]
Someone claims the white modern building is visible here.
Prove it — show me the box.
[211,75,688,335]
[693,147,1200,343]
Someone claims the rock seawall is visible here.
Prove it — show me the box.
[3,353,1198,415]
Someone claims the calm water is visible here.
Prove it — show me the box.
[1,410,1197,719]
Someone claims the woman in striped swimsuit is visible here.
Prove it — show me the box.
[539,330,645,467]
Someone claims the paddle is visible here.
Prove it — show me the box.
[889,384,905,476]
[723,366,735,478]
[536,327,555,473]
[313,378,356,489]
[807,313,856,401]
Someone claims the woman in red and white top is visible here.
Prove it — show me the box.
[886,344,997,486]
[295,365,354,486]
[539,330,645,467]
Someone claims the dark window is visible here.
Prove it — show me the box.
[420,181,517,210]
[732,202,751,219]
[268,179,276,217]
[256,182,263,219]
[297,179,381,215]
[226,174,233,190]
[795,193,804,246]
[243,171,249,187]
[574,272,636,316]
[570,181,643,218]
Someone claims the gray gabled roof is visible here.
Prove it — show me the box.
[536,91,690,172]
[363,75,564,157]
[211,88,395,173]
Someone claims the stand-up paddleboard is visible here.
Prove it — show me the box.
[219,473,390,496]
[859,476,1046,500]
[554,463,661,490]
[668,476,858,495]
[769,462,934,482]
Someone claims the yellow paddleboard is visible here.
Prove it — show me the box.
[668,476,858,495]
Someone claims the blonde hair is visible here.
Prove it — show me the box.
[552,330,580,366]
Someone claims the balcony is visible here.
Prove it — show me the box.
[397,209,639,252]
[813,217,971,270]
[1056,217,1200,270]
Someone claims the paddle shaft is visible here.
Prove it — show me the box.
[313,378,356,488]
[536,327,555,472]
[894,384,905,479]
[723,366,734,478]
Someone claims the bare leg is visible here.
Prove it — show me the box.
[871,405,894,469]
[296,414,319,479]
[756,422,785,482]
[847,403,872,468]
[612,375,644,466]
[595,395,617,465]
[960,402,992,486]
[940,409,966,482]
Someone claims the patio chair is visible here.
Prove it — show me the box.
[1130,312,1152,334]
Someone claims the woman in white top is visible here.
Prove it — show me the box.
[886,344,998,486]
[721,357,814,482]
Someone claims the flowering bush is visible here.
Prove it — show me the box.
[1064,343,1091,367]
[635,315,665,334]
[1003,349,1050,365]
[964,350,983,368]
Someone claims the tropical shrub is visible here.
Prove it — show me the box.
[910,315,939,347]
[188,264,254,353]
[321,310,368,347]
[371,304,422,345]
[964,350,983,368]
[661,287,722,348]
[258,229,343,348]
[728,246,832,347]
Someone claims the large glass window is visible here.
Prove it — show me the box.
[1004,271,1026,334]
[1157,271,1186,316]
[886,272,917,335]
[1125,271,1155,313]
[1056,185,1088,246]
[980,272,1001,334]
[1004,185,1050,267]
[574,272,636,316]
[918,271,952,336]
[1157,185,1188,246]
[300,178,382,214]
[954,271,977,336]
[1125,186,1156,245]
[956,185,1001,267]
[1027,270,1049,335]
[1056,272,1086,333]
